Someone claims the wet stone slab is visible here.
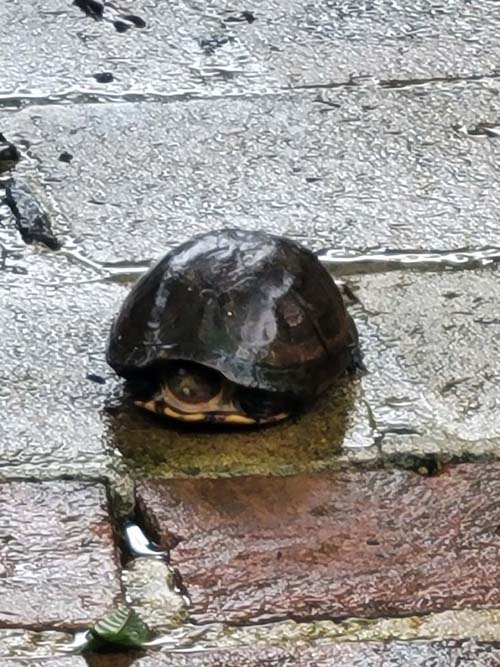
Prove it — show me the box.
[0,249,373,479]
[3,0,500,98]
[0,481,122,630]
[87,641,500,667]
[137,464,500,624]
[0,253,127,482]
[0,629,76,661]
[2,240,498,485]
[1,87,499,480]
[1,93,498,478]
[3,83,500,263]
[353,268,500,460]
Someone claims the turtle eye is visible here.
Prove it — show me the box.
[166,363,222,404]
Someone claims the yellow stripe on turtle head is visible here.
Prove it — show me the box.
[223,414,257,425]
[134,400,289,426]
[134,399,157,413]
[164,406,205,422]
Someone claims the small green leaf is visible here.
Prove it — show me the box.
[89,606,152,649]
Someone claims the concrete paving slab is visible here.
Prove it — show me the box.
[137,465,500,624]
[2,84,500,264]
[0,253,125,480]
[353,268,500,460]
[0,481,122,630]
[88,641,500,666]
[0,629,76,660]
[1,90,498,481]
[3,0,500,99]
[2,241,497,484]
[0,247,374,480]
[0,79,497,483]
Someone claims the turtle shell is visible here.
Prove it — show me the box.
[106,229,359,400]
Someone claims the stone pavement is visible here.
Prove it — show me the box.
[136,466,500,625]
[1,0,500,663]
[0,482,121,630]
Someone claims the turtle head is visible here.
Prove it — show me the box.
[134,361,290,425]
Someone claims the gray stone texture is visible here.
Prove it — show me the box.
[0,482,122,629]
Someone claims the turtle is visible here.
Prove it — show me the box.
[106,228,362,425]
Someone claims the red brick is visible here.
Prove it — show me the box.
[137,465,500,623]
[0,482,122,630]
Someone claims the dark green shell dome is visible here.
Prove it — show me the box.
[106,228,359,401]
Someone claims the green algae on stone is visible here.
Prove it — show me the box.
[106,378,375,479]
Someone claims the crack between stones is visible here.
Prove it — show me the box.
[177,605,500,630]
[25,245,500,293]
[0,89,286,109]
[2,69,499,110]
[291,70,500,92]
[0,472,111,485]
